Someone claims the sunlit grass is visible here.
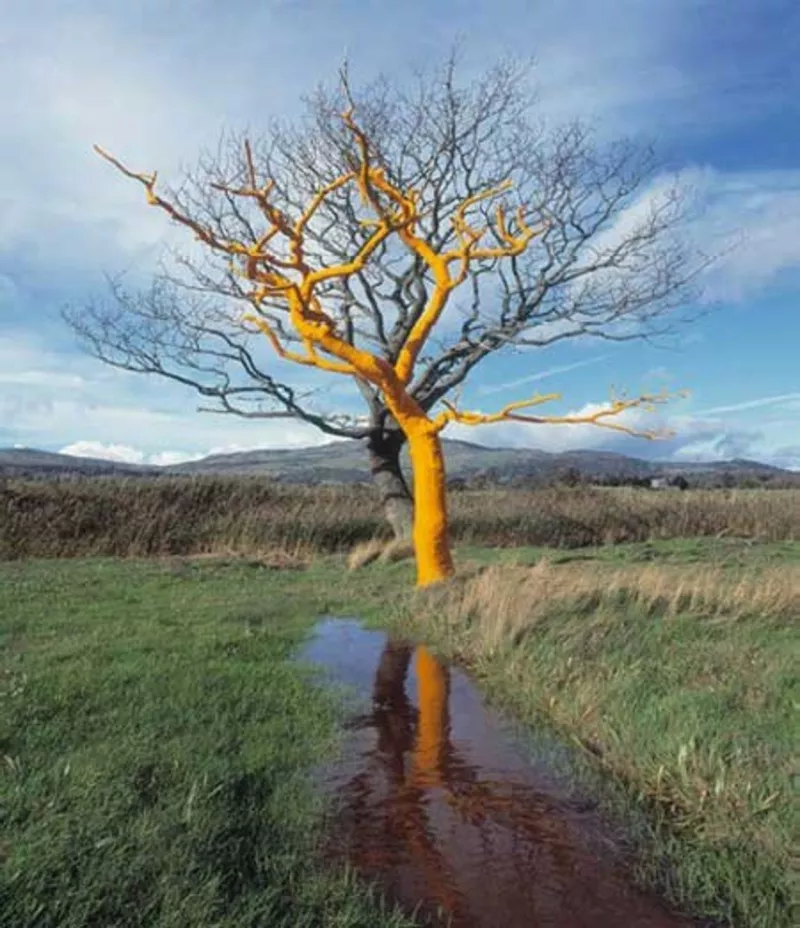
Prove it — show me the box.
[2,538,797,927]
[398,544,799,928]
[0,557,416,928]
[2,476,797,560]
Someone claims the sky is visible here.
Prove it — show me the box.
[1,0,798,469]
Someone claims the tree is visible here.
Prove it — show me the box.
[75,102,687,587]
[65,55,709,549]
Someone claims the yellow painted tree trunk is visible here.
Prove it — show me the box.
[405,421,455,587]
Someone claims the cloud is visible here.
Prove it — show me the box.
[688,169,800,302]
[59,442,206,467]
[578,164,800,311]
[2,2,792,294]
[0,332,339,455]
[148,450,206,467]
[60,441,146,464]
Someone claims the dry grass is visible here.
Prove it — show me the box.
[428,559,800,654]
[404,555,798,926]
[347,539,385,570]
[450,485,800,546]
[2,476,798,561]
[377,538,416,564]
[347,538,416,570]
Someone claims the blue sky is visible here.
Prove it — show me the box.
[1,0,798,468]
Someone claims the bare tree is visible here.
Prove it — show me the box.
[65,53,710,542]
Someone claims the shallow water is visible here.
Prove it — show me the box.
[300,619,693,928]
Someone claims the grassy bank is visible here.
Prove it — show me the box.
[0,558,415,928]
[387,539,798,928]
[1,475,798,560]
[2,540,797,927]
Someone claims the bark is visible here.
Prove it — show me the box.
[366,427,414,540]
[406,423,455,586]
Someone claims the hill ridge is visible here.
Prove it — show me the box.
[1,440,795,485]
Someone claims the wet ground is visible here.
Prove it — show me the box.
[300,619,696,928]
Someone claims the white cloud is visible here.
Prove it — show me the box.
[689,170,800,302]
[59,442,207,467]
[148,450,205,467]
[1,1,793,293]
[60,441,145,464]
[0,332,341,455]
[573,164,800,310]
[0,370,87,388]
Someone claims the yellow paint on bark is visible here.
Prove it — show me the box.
[405,420,455,587]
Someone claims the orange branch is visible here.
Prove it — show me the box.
[392,184,546,385]
[94,145,246,254]
[242,311,355,374]
[433,389,687,439]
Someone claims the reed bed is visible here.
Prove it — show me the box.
[2,476,797,560]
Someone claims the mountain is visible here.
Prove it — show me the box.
[1,439,796,486]
[0,448,158,478]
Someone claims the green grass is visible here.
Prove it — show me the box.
[0,557,416,928]
[392,540,800,928]
[2,539,797,927]
[456,535,800,568]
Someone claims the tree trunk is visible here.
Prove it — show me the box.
[405,422,455,586]
[366,427,414,540]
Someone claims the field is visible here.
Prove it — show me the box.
[2,479,798,927]
[2,476,797,560]
[1,557,417,928]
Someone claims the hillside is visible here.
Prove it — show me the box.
[1,439,795,486]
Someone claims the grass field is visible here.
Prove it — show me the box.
[2,476,798,560]
[401,539,799,928]
[2,538,797,927]
[0,558,416,928]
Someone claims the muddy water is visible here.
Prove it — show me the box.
[301,619,694,928]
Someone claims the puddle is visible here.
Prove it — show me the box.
[300,619,694,928]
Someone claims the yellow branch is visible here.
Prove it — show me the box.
[94,145,241,253]
[392,187,545,385]
[242,312,355,374]
[433,389,685,439]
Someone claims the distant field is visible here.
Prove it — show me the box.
[2,475,797,560]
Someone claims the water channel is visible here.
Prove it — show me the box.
[300,618,696,928]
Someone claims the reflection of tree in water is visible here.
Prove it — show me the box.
[324,639,690,928]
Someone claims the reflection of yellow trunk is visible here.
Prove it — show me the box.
[413,645,449,786]
[406,424,455,587]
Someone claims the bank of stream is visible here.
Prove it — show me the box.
[300,618,704,928]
